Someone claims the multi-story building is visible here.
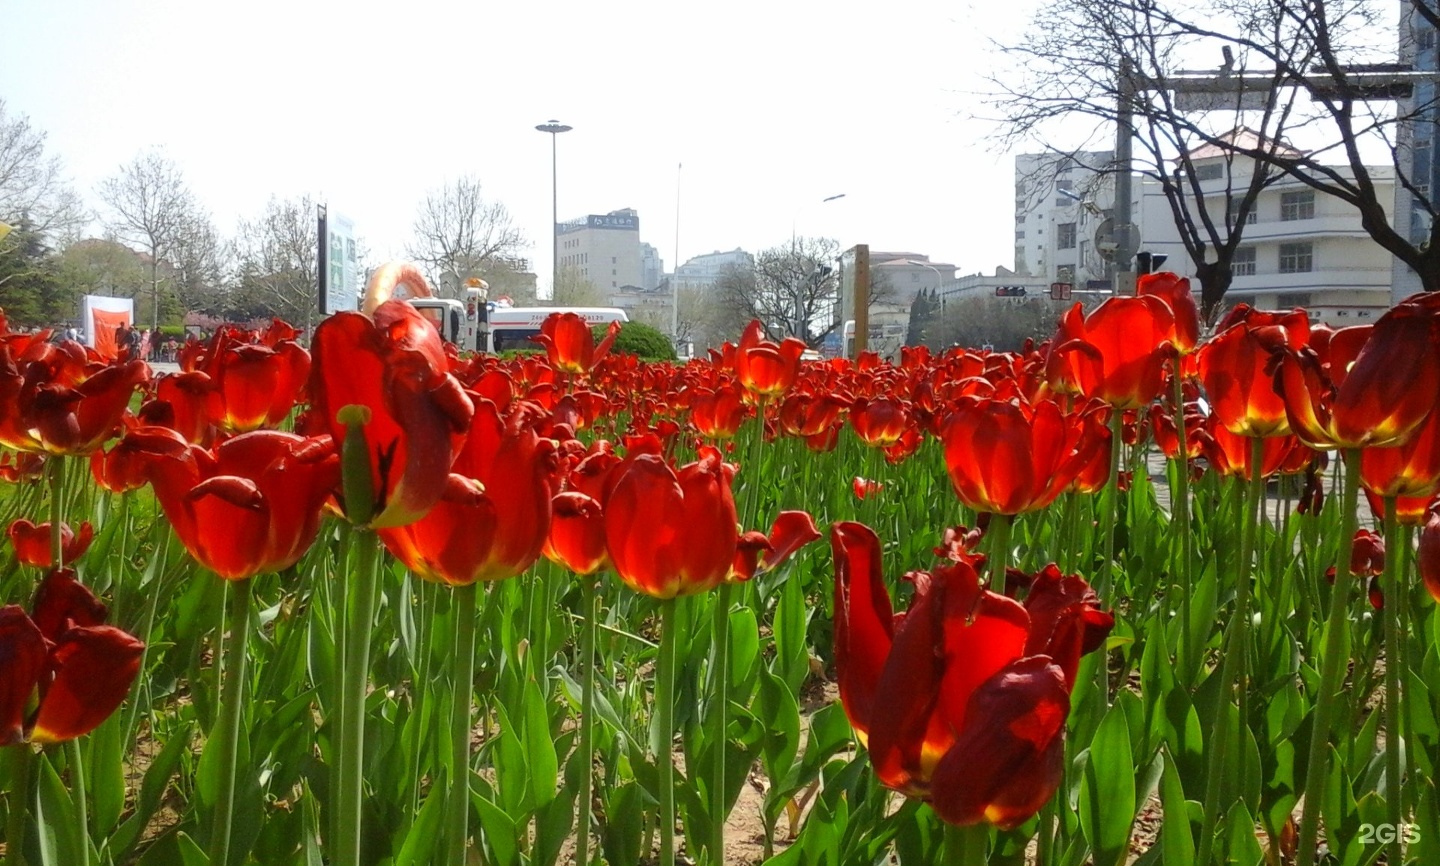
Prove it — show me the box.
[640,243,664,291]
[1139,133,1395,324]
[1393,4,1438,301]
[607,285,673,329]
[673,248,754,292]
[868,252,958,306]
[1014,150,1131,289]
[556,208,645,293]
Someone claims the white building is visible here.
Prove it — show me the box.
[1139,133,1394,325]
[640,243,664,291]
[869,252,958,306]
[1015,150,1135,289]
[673,248,754,292]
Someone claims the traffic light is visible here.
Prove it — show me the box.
[994,286,1029,298]
[1136,251,1169,274]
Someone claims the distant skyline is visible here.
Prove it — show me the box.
[0,1,1057,293]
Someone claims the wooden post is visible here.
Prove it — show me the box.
[852,244,869,357]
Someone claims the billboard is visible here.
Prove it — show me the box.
[317,204,360,315]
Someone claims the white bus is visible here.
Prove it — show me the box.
[486,306,629,353]
[408,301,629,354]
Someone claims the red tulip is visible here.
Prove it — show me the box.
[1044,297,1175,409]
[379,401,559,584]
[730,510,822,582]
[532,313,621,375]
[942,395,1099,515]
[734,320,807,398]
[1276,293,1440,450]
[689,384,750,439]
[0,338,149,455]
[853,477,884,500]
[1361,403,1440,501]
[0,569,144,746]
[7,519,93,568]
[1201,419,1314,481]
[1137,272,1200,353]
[130,428,340,580]
[831,522,1111,828]
[1196,306,1310,438]
[1421,511,1440,604]
[544,443,622,576]
[604,445,738,598]
[309,298,473,528]
[850,397,910,448]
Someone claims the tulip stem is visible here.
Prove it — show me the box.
[1381,497,1404,864]
[446,581,479,866]
[710,579,733,863]
[654,598,679,866]
[47,456,66,567]
[1101,409,1124,599]
[986,513,1012,593]
[943,821,988,866]
[576,577,598,866]
[1296,448,1362,866]
[6,745,33,866]
[1169,369,1194,677]
[209,577,253,866]
[336,531,381,866]
[1196,436,1265,866]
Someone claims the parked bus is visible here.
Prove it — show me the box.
[410,300,629,354]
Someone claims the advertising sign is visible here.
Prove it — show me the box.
[317,204,360,315]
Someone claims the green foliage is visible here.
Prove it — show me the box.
[0,220,72,327]
[601,320,676,361]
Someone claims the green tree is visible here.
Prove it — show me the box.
[905,287,940,347]
[0,219,67,327]
[601,320,677,361]
[553,265,605,306]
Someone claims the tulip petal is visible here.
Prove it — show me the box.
[929,657,1070,829]
[0,607,45,745]
[31,568,108,641]
[830,522,894,738]
[30,624,144,745]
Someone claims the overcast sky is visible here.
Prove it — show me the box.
[3,0,1082,290]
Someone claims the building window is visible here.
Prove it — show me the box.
[1195,163,1224,181]
[1058,223,1077,250]
[1277,291,1313,307]
[1232,246,1256,276]
[1278,243,1314,273]
[1280,190,1315,221]
[612,256,617,264]
[1016,231,1025,239]
[1226,199,1257,226]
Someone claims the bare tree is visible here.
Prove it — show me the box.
[97,150,202,331]
[997,0,1440,300]
[552,265,605,307]
[232,195,321,329]
[0,99,86,251]
[407,176,524,296]
[993,0,1325,317]
[714,237,847,345]
[169,213,227,316]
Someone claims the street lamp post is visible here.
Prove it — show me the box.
[535,120,572,300]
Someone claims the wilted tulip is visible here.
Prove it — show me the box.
[831,522,1111,828]
[0,569,143,746]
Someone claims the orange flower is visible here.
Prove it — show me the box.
[1137,271,1200,353]
[942,395,1101,515]
[532,313,622,375]
[604,445,738,599]
[1044,297,1175,409]
[544,443,622,576]
[850,397,910,448]
[0,339,149,455]
[1196,305,1308,438]
[733,320,807,398]
[379,401,559,584]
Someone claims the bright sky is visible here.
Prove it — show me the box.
[0,0,1052,291]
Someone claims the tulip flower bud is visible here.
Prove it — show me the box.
[338,404,375,526]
